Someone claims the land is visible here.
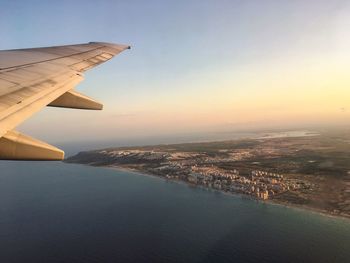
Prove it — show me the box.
[66,129,350,219]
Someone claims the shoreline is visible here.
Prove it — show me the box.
[87,163,350,221]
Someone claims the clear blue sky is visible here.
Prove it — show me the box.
[1,0,349,143]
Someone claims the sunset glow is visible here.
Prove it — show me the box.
[2,0,349,142]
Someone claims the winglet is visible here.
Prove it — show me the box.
[0,130,64,160]
[48,90,103,110]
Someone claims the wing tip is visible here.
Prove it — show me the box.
[89,42,131,51]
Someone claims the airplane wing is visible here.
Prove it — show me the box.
[0,42,130,160]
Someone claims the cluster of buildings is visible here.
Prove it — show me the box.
[100,149,307,200]
[186,167,290,200]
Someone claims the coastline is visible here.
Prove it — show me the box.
[85,163,350,221]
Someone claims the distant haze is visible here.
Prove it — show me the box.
[1,0,349,143]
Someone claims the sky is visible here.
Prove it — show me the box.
[1,0,350,144]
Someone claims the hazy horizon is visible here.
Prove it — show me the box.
[1,0,350,143]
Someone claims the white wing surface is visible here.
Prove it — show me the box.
[0,42,130,160]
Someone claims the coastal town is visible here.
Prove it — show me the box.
[99,149,310,201]
[66,132,350,218]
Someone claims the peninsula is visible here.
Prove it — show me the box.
[66,130,350,219]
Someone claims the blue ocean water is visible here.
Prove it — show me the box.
[0,161,349,263]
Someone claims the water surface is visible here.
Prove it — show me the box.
[0,161,349,263]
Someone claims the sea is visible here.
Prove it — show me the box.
[0,137,349,263]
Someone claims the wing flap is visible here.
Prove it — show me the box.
[0,71,83,138]
[0,130,64,160]
[48,90,103,110]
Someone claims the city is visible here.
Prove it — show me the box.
[103,149,310,201]
[67,131,350,218]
